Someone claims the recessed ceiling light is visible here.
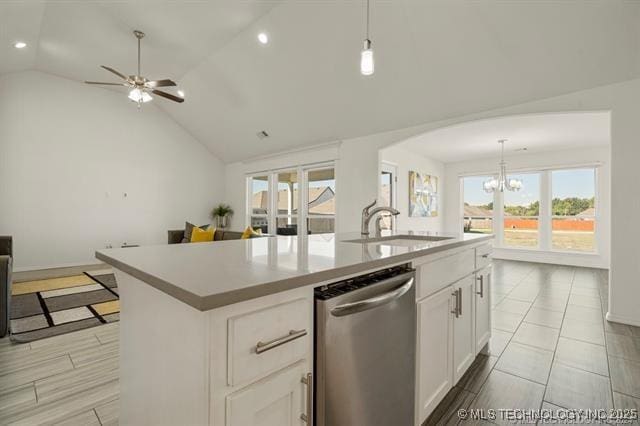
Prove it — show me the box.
[257,33,268,45]
[177,90,185,98]
[14,41,27,49]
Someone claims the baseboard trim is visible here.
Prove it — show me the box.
[605,312,640,327]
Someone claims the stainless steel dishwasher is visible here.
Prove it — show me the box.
[315,264,416,426]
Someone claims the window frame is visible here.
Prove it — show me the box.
[460,165,600,255]
[246,161,337,236]
[549,168,599,254]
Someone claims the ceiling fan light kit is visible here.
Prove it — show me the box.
[84,30,184,108]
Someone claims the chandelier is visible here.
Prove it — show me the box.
[483,139,523,193]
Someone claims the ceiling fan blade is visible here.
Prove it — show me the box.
[145,79,176,88]
[152,89,184,103]
[100,65,129,81]
[85,81,129,86]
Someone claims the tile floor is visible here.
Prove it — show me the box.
[426,260,640,425]
[1,261,639,425]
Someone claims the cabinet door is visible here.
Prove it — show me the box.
[226,362,309,426]
[453,275,476,383]
[416,285,454,424]
[475,266,492,354]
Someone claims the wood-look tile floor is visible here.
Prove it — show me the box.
[426,260,640,426]
[0,322,119,425]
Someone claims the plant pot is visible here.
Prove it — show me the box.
[215,215,229,229]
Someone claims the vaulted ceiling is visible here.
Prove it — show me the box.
[2,1,639,163]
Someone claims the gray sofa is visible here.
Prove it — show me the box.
[168,228,246,244]
[0,236,12,338]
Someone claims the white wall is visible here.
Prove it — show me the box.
[303,77,639,327]
[443,146,610,268]
[379,145,445,232]
[222,76,640,326]
[0,71,225,271]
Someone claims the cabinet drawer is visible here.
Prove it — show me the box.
[475,243,493,270]
[227,298,310,386]
[417,249,475,299]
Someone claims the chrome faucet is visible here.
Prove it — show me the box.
[361,200,400,236]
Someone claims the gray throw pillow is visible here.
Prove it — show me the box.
[184,222,196,242]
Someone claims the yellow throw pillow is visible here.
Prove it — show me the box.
[190,226,215,243]
[241,226,261,239]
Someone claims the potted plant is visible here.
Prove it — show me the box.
[211,204,234,229]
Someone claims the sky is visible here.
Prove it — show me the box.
[464,169,595,207]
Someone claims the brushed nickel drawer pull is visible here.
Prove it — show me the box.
[476,275,484,298]
[255,329,307,354]
[458,288,463,316]
[300,372,313,423]
[481,253,490,258]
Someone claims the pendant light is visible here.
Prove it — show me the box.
[483,139,523,193]
[360,0,374,76]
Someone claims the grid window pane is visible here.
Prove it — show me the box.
[552,217,595,252]
[307,168,335,215]
[250,216,268,233]
[552,169,596,252]
[277,171,298,216]
[504,217,539,247]
[504,173,539,247]
[250,176,269,215]
[307,217,335,234]
[462,176,494,234]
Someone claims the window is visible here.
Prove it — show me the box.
[379,163,397,230]
[459,167,598,254]
[503,173,540,248]
[462,176,494,234]
[277,170,299,235]
[306,167,335,234]
[246,163,336,235]
[551,169,596,252]
[249,175,269,233]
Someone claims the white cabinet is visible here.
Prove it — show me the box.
[226,362,310,426]
[452,275,476,383]
[474,266,492,354]
[414,243,493,425]
[416,285,454,424]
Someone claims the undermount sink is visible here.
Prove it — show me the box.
[343,235,454,246]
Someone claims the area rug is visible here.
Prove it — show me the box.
[9,269,119,343]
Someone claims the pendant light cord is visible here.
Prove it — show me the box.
[366,0,370,40]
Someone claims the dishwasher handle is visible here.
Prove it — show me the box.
[330,273,415,317]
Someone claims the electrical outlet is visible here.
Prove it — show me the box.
[106,243,113,249]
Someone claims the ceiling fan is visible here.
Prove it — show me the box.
[85,30,184,106]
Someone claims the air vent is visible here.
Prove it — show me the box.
[256,130,269,139]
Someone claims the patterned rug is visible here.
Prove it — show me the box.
[9,269,119,343]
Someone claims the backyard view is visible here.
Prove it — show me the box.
[250,167,336,235]
[463,169,596,252]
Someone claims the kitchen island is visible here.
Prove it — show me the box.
[96,230,493,426]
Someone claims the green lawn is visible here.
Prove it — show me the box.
[466,229,595,252]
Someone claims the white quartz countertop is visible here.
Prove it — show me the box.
[96,230,493,311]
